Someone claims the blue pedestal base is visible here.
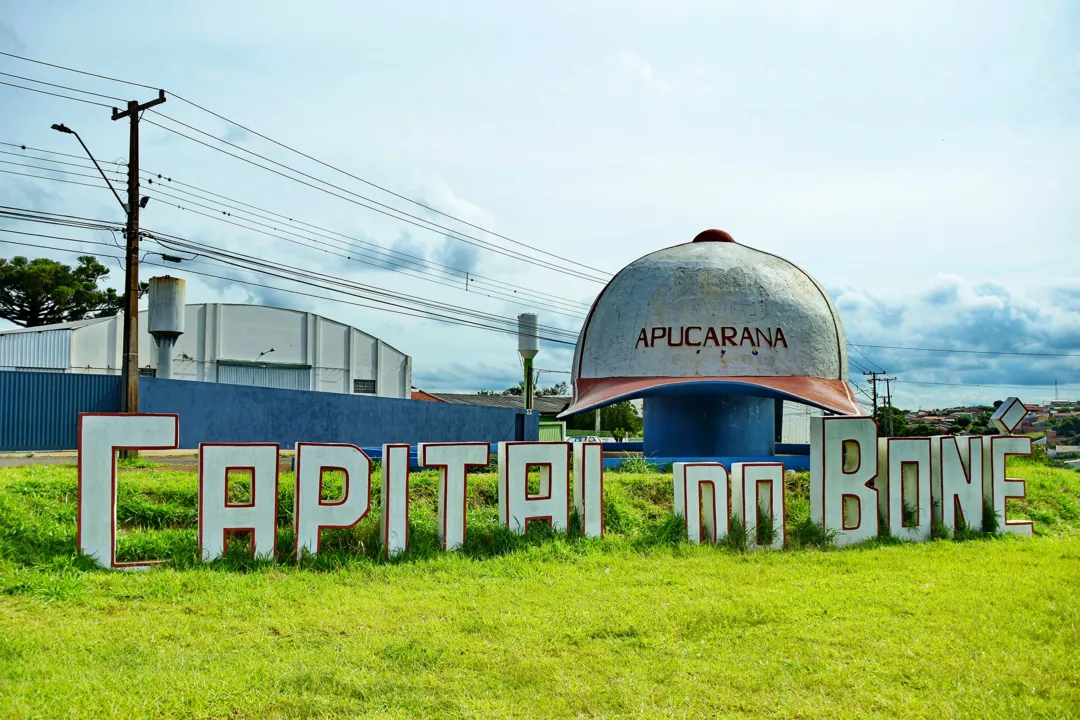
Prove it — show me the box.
[643,394,776,458]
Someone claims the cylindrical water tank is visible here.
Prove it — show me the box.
[517,313,539,359]
[148,276,186,338]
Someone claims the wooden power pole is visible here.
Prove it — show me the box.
[111,90,165,415]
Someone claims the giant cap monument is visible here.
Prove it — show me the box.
[560,229,860,459]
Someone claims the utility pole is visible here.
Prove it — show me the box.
[111,90,165,415]
[863,370,881,418]
[884,376,897,437]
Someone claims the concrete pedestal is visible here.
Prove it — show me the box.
[643,394,776,458]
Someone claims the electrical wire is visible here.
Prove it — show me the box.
[0,54,613,283]
[0,50,611,278]
[0,166,121,191]
[2,205,582,338]
[0,70,126,102]
[0,154,592,324]
[143,115,609,284]
[147,187,590,321]
[142,228,582,340]
[151,105,614,277]
[851,343,1080,359]
[0,232,579,344]
[138,168,595,312]
[0,140,595,313]
[0,79,113,108]
[0,49,159,90]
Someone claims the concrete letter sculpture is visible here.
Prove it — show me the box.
[572,442,605,538]
[875,438,933,540]
[294,443,371,560]
[673,462,729,544]
[731,462,785,549]
[810,417,878,547]
[419,442,490,550]
[497,442,571,533]
[199,443,279,561]
[380,444,411,555]
[78,413,179,569]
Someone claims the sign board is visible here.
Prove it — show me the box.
[77,412,1034,569]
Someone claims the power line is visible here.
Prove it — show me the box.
[143,114,609,284]
[0,183,586,341]
[0,141,594,313]
[143,233,582,340]
[147,188,590,321]
[0,233,580,345]
[150,193,588,323]
[0,139,113,163]
[847,342,885,372]
[0,50,158,90]
[0,166,124,191]
[138,168,594,312]
[0,79,113,108]
[893,379,1080,391]
[0,70,126,102]
[0,53,610,284]
[0,49,609,278]
[2,211,581,339]
[139,181,590,317]
[851,342,1080,359]
[0,158,124,184]
[161,94,614,277]
[0,148,127,174]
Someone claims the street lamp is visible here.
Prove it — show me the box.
[50,123,126,212]
[51,121,142,426]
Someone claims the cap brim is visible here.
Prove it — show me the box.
[558,375,862,418]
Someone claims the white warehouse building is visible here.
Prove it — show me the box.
[0,303,412,398]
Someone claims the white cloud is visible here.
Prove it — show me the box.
[616,52,674,94]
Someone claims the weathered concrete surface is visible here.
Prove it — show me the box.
[573,238,847,382]
[563,233,857,418]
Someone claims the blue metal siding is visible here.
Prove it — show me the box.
[0,371,120,451]
[0,373,536,452]
[140,377,538,449]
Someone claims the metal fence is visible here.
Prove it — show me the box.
[0,370,536,452]
[0,370,121,451]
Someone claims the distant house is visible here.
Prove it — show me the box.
[410,387,441,402]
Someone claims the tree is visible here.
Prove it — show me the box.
[602,401,643,437]
[955,414,972,429]
[537,381,569,396]
[1058,416,1080,436]
[500,379,568,396]
[874,406,908,437]
[0,255,143,327]
[907,421,939,437]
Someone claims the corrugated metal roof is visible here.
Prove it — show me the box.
[429,393,570,415]
[0,329,70,369]
[0,316,110,334]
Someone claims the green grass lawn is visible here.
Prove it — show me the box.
[0,459,1078,718]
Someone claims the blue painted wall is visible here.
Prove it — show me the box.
[0,371,121,451]
[0,371,537,451]
[643,394,775,457]
[139,377,538,449]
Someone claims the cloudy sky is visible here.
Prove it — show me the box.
[1,1,1078,410]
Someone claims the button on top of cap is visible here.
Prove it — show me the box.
[692,229,734,243]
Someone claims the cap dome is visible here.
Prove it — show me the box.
[560,233,858,417]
